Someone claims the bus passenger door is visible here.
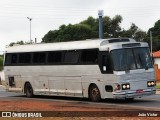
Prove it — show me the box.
[65,77,82,97]
[99,52,114,98]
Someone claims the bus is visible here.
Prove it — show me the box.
[4,38,156,101]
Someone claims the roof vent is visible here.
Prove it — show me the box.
[108,39,130,43]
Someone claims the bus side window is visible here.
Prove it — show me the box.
[4,53,18,65]
[5,54,11,65]
[19,53,31,64]
[47,51,62,63]
[11,54,18,64]
[33,52,46,63]
[64,51,79,64]
[81,49,98,64]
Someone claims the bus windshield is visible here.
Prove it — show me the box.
[111,47,153,71]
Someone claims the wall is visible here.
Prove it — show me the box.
[154,58,160,69]
[154,64,160,81]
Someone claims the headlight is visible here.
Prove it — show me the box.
[147,81,155,87]
[122,85,126,89]
[122,84,130,90]
[126,84,130,88]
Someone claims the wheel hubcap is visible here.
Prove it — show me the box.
[92,88,99,97]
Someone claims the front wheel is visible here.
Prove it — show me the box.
[25,83,33,98]
[89,84,101,102]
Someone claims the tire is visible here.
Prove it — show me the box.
[25,83,33,98]
[89,84,101,102]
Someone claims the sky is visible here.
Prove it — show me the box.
[0,0,160,54]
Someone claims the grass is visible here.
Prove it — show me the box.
[156,84,160,89]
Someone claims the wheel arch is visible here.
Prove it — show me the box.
[88,83,101,102]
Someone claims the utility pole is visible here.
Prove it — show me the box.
[150,31,152,54]
[27,17,32,43]
[98,10,104,39]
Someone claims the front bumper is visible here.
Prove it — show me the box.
[113,88,156,99]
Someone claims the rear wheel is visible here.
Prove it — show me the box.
[89,84,101,102]
[25,83,33,98]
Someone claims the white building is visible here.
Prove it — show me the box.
[153,51,160,69]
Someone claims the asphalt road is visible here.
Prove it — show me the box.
[1,85,160,111]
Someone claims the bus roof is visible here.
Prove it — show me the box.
[5,38,138,53]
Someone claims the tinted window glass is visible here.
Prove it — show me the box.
[19,53,31,63]
[47,52,62,63]
[11,54,17,63]
[111,49,135,71]
[102,54,112,71]
[81,49,98,63]
[133,48,153,69]
[64,51,79,63]
[111,47,153,71]
[5,54,11,64]
[33,52,46,63]
[5,54,18,64]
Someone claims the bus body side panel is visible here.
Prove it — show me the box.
[4,66,23,93]
[102,74,117,98]
[4,65,106,98]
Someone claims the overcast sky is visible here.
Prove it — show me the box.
[0,0,160,53]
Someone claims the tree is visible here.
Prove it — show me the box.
[42,24,92,43]
[42,15,124,43]
[103,15,122,38]
[8,40,31,47]
[147,20,160,51]
[42,30,59,43]
[42,15,148,43]
[121,23,147,41]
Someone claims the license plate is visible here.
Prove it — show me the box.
[136,90,144,93]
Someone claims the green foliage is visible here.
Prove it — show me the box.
[156,84,160,89]
[42,15,124,43]
[9,40,24,47]
[42,24,92,43]
[103,15,123,38]
[9,40,32,47]
[147,20,160,51]
[0,55,4,71]
[41,15,160,52]
[121,23,147,41]
[42,15,148,43]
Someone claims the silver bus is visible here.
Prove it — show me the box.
[4,38,156,101]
